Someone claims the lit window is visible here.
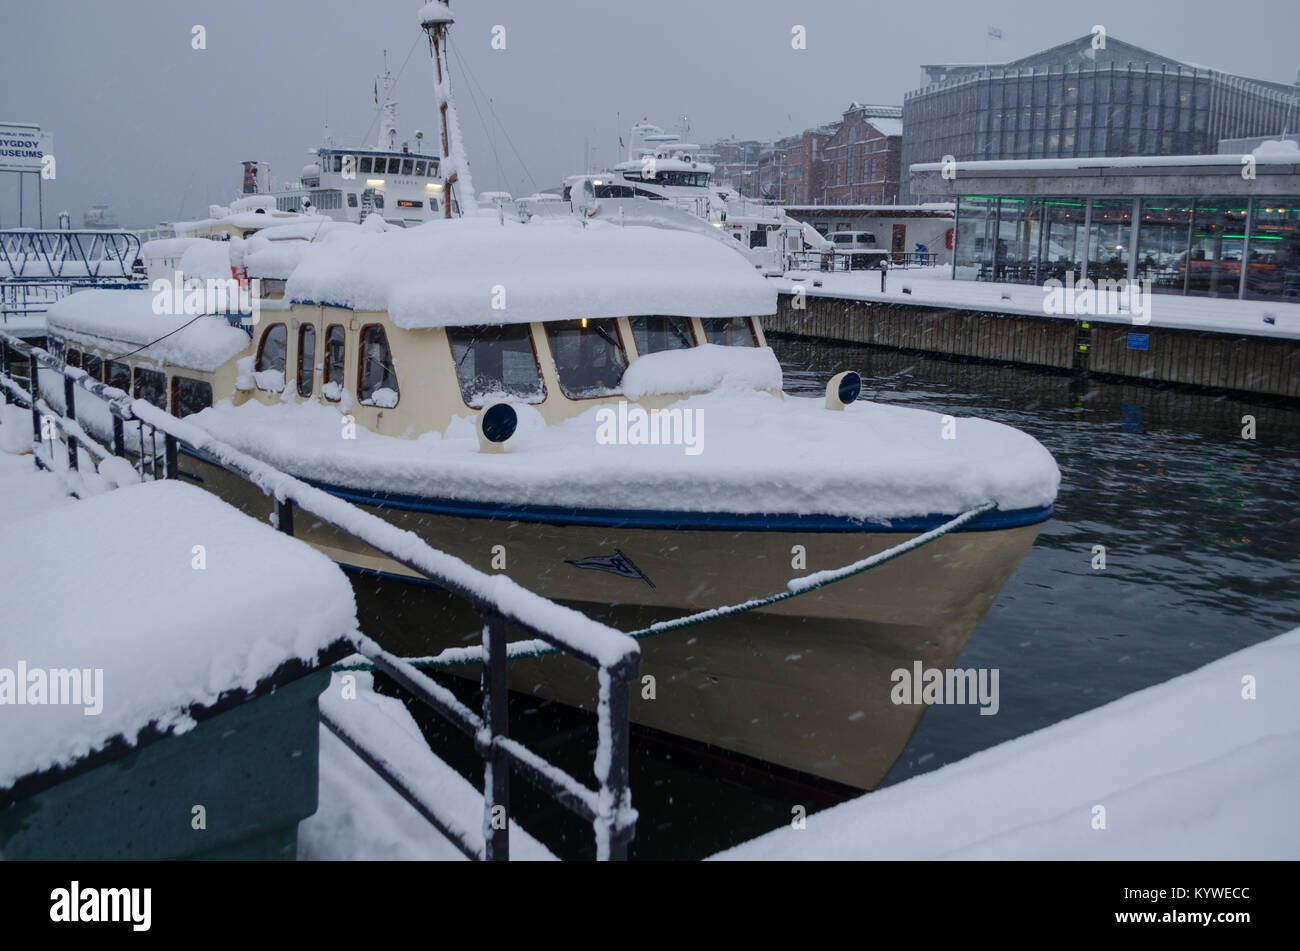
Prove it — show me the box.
[545,319,627,399]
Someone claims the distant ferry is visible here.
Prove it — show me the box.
[235,54,458,229]
[82,203,120,229]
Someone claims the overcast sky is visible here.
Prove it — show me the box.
[2,0,1297,227]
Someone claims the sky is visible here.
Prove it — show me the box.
[1,0,1297,228]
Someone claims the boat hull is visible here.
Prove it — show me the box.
[180,450,1044,789]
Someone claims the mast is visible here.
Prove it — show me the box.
[420,1,476,218]
[374,50,400,153]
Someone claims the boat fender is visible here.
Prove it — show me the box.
[825,371,861,411]
[477,402,518,452]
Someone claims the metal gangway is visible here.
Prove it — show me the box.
[0,329,641,860]
[0,230,146,325]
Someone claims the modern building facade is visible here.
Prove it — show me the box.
[909,148,1300,301]
[904,35,1300,201]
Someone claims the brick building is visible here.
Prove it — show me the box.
[820,104,904,205]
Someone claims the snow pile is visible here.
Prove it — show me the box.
[190,387,1060,519]
[622,344,783,399]
[301,671,555,860]
[178,240,233,282]
[713,626,1300,860]
[45,289,251,371]
[240,220,362,279]
[0,480,357,790]
[284,215,777,328]
[1251,138,1300,159]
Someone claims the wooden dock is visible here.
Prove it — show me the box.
[767,294,1300,399]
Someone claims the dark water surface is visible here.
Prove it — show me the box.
[369,336,1299,860]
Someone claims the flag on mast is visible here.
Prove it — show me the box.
[988,25,1003,40]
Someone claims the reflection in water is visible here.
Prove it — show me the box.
[771,334,1300,785]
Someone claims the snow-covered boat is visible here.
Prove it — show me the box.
[37,2,1060,789]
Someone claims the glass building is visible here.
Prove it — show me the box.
[902,35,1300,202]
[951,195,1300,300]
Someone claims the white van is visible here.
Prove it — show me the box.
[825,231,889,270]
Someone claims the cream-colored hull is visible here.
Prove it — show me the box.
[183,454,1042,788]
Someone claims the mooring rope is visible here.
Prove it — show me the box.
[331,501,998,673]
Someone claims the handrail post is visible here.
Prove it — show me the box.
[481,611,510,861]
[164,433,178,479]
[275,497,294,536]
[63,374,78,473]
[28,355,41,463]
[605,659,636,861]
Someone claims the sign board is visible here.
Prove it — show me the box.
[1127,333,1150,351]
[0,123,54,173]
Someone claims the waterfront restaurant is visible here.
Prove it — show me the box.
[908,145,1300,301]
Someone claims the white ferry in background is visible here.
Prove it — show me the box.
[559,119,830,272]
[82,203,120,229]
[233,55,458,229]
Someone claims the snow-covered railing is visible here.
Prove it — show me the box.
[0,330,642,861]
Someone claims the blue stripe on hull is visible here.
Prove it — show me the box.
[302,477,1053,533]
[179,444,1052,533]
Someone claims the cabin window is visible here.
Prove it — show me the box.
[332,155,343,172]
[83,354,103,382]
[105,360,131,393]
[347,193,358,208]
[414,160,427,176]
[297,324,316,397]
[447,325,545,407]
[373,194,385,209]
[65,348,83,369]
[700,317,758,347]
[449,324,546,407]
[402,159,414,175]
[545,319,627,399]
[359,157,373,174]
[255,323,287,392]
[630,316,695,355]
[171,376,212,418]
[322,324,346,401]
[133,367,167,409]
[357,325,399,407]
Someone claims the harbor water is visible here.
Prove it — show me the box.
[368,333,1300,860]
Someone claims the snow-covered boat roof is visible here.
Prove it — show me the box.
[0,480,356,791]
[45,289,251,371]
[285,215,777,328]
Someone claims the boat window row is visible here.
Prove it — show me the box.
[621,170,710,187]
[254,316,757,411]
[255,322,397,407]
[327,154,441,178]
[59,345,213,418]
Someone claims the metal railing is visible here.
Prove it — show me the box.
[787,249,942,272]
[0,330,641,860]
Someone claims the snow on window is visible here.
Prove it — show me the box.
[255,323,287,392]
[545,319,627,400]
[323,324,346,400]
[447,324,545,408]
[357,324,399,407]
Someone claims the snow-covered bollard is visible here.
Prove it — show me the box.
[825,370,862,411]
[477,402,518,453]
